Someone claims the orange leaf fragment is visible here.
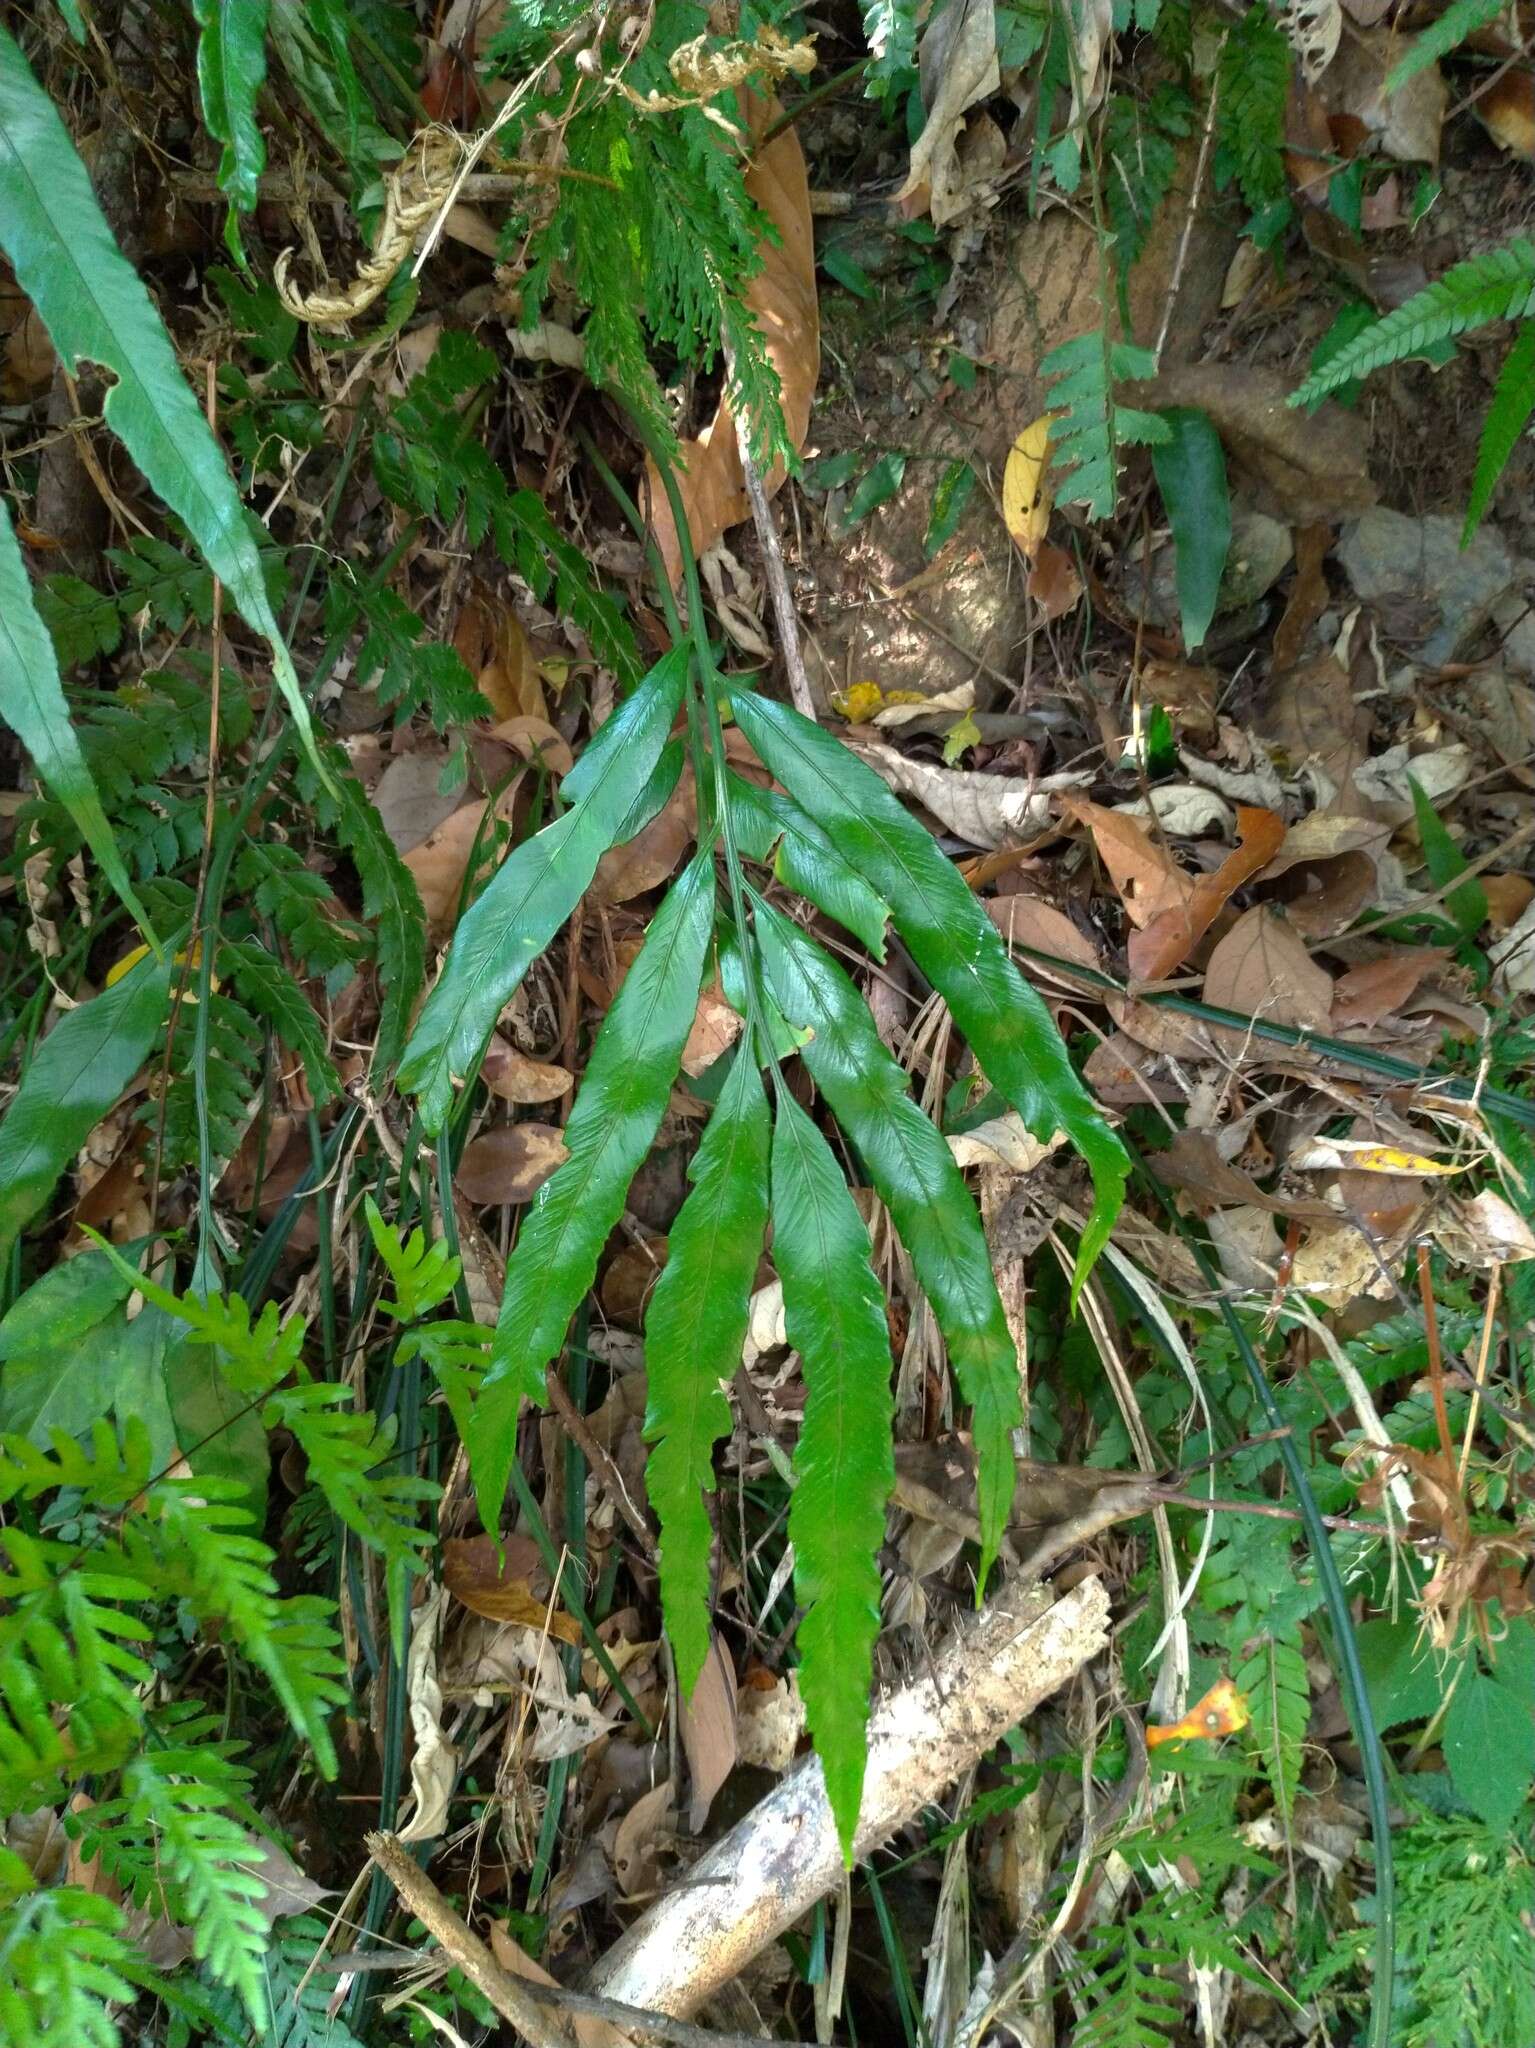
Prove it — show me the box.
[1146,1677,1251,1748]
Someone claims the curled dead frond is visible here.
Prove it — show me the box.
[275,127,464,328]
[618,26,816,119]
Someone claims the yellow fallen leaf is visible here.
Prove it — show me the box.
[831,680,926,724]
[1146,1677,1250,1748]
[105,941,218,998]
[1002,414,1056,559]
[1290,1138,1469,1177]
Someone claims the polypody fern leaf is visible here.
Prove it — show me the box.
[772,1086,895,1861]
[472,848,715,1529]
[1041,331,1170,521]
[644,1045,770,1695]
[1464,318,1535,542]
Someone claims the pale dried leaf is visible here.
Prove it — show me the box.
[736,1668,806,1771]
[397,1587,455,1843]
[480,1038,574,1104]
[612,1780,677,1901]
[457,1123,569,1204]
[1202,906,1333,1038]
[849,740,1089,849]
[681,982,743,1077]
[947,1113,1064,1173]
[1064,797,1190,928]
[681,1637,739,1832]
[898,0,1001,225]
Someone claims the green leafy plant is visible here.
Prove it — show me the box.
[1040,332,1170,519]
[1291,239,1535,540]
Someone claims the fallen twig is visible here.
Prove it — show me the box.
[586,1576,1110,2016]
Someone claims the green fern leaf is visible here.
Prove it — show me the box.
[1386,0,1507,87]
[140,1480,346,1773]
[726,687,1127,1286]
[1041,331,1170,520]
[472,849,715,1526]
[0,24,323,780]
[143,986,260,1169]
[0,951,171,1259]
[193,0,269,225]
[398,646,689,1132]
[333,580,487,731]
[1237,1631,1311,1819]
[366,1195,463,1322]
[772,1086,895,1860]
[0,1850,156,2048]
[644,1045,770,1694]
[727,770,890,957]
[754,899,1020,1583]
[1464,318,1535,541]
[1292,240,1535,404]
[331,760,427,1076]
[223,937,341,1105]
[1215,5,1292,218]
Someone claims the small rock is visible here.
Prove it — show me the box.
[1337,508,1531,663]
[1120,509,1293,629]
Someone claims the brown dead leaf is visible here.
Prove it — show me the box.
[480,1038,574,1104]
[1484,871,1535,930]
[1477,67,1535,156]
[1128,366,1375,525]
[987,894,1101,980]
[611,1780,677,1902]
[1435,1188,1535,1267]
[1331,950,1439,1029]
[443,1535,583,1643]
[1141,659,1220,742]
[1326,29,1448,164]
[1063,797,1189,929]
[682,980,743,1076]
[646,92,818,584]
[1129,806,1285,982]
[1153,1128,1335,1218]
[373,747,468,855]
[681,1636,738,1832]
[855,740,1088,849]
[487,714,574,777]
[2,303,54,399]
[1273,523,1332,671]
[1028,540,1083,620]
[1259,654,1375,806]
[897,0,1002,225]
[489,1923,627,2048]
[402,797,501,929]
[454,592,547,724]
[592,770,695,905]
[601,1237,668,1325]
[1203,905,1333,1041]
[457,1123,569,1204]
[1271,848,1379,939]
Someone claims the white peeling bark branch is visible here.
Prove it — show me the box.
[588,1575,1110,2017]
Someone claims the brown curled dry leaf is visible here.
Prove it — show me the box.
[1128,805,1285,983]
[645,90,819,585]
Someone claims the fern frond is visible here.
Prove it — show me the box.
[1215,6,1292,217]
[85,1746,270,2019]
[1464,318,1535,541]
[223,936,342,1106]
[0,1850,156,2048]
[89,1248,306,1399]
[1386,0,1509,89]
[1293,241,1535,404]
[331,580,487,731]
[198,1913,369,2048]
[138,986,260,1168]
[136,1480,347,1773]
[1236,1630,1311,1819]
[365,1195,462,1321]
[1042,332,1170,519]
[233,839,369,982]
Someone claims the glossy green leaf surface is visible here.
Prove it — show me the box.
[755,898,1019,1581]
[644,1049,770,1694]
[192,0,269,218]
[0,955,171,1258]
[1150,407,1230,654]
[0,500,155,941]
[0,25,320,778]
[727,770,889,958]
[771,1087,894,1861]
[399,649,687,1131]
[728,687,1126,1284]
[469,847,715,1526]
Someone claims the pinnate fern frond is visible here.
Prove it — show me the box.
[1293,241,1535,405]
[1464,318,1535,541]
[1043,332,1170,520]
[1237,1631,1310,1820]
[1386,0,1508,88]
[0,1848,157,2048]
[366,1194,462,1322]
